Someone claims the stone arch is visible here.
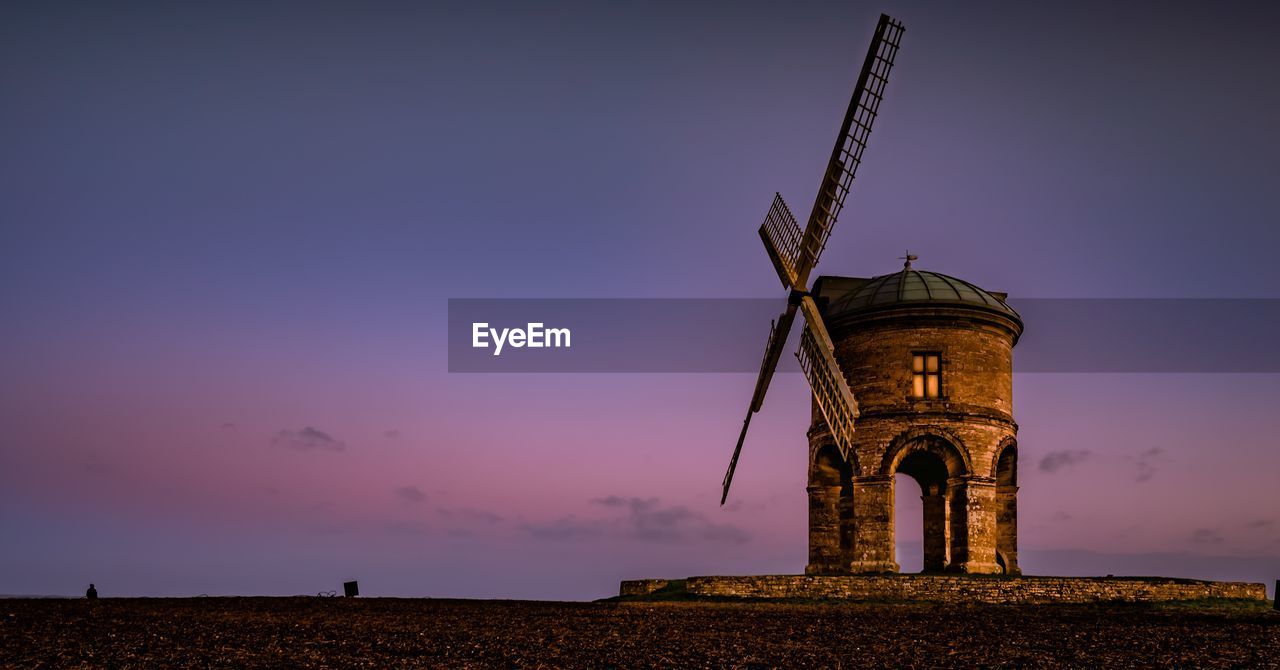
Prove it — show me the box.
[879,427,972,480]
[808,420,860,478]
[806,442,854,575]
[810,442,853,486]
[880,428,970,573]
[992,436,1017,483]
[992,437,1019,575]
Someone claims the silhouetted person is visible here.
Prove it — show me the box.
[86,583,98,600]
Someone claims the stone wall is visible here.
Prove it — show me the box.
[804,302,1025,577]
[681,575,1266,603]
[619,579,670,597]
[831,314,1018,423]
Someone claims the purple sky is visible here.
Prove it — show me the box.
[2,1,1278,600]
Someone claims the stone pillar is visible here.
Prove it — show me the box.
[849,475,898,573]
[921,491,949,572]
[806,485,843,574]
[839,486,856,568]
[947,477,1001,574]
[995,485,1020,575]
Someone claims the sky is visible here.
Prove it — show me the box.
[1,0,1278,600]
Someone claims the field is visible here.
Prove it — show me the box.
[1,597,1277,668]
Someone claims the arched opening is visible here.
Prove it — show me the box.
[993,440,1019,575]
[807,443,853,574]
[882,431,968,574]
[892,473,922,572]
[893,449,950,572]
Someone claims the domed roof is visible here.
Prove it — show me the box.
[815,267,1021,323]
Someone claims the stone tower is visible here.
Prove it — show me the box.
[804,263,1022,575]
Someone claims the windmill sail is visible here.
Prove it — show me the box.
[759,193,802,291]
[794,13,904,287]
[720,13,904,504]
[796,297,859,460]
[721,307,797,505]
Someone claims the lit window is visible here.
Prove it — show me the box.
[912,353,941,398]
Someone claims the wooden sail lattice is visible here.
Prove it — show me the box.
[721,14,904,504]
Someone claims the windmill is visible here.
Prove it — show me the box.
[721,14,905,505]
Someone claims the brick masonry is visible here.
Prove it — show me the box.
[634,575,1265,603]
[619,579,671,597]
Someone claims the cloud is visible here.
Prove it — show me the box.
[722,496,778,514]
[395,486,427,503]
[1189,527,1224,545]
[1134,447,1166,482]
[1038,450,1091,473]
[1244,518,1274,529]
[1051,511,1072,522]
[383,430,400,439]
[523,497,750,545]
[602,496,750,544]
[437,507,503,524]
[524,515,606,541]
[272,426,345,452]
[220,422,236,430]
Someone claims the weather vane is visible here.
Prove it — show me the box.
[899,250,917,268]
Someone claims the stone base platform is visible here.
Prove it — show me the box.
[619,574,1268,604]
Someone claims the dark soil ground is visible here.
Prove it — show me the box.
[1,597,1276,668]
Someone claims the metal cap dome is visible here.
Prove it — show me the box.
[815,268,1021,323]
